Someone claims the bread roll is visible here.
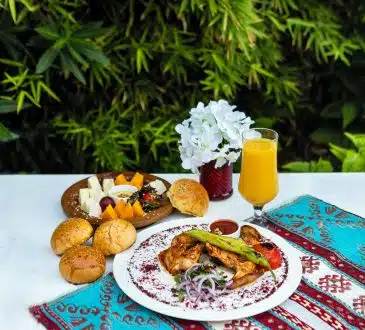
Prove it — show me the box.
[59,246,106,284]
[167,179,209,217]
[51,218,93,255]
[93,219,137,255]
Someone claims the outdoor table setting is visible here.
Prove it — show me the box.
[1,101,365,330]
[1,173,365,330]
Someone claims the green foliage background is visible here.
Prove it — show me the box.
[1,0,365,173]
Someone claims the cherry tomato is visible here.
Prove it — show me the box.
[254,243,282,270]
[141,192,157,202]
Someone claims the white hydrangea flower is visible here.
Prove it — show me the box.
[176,99,254,173]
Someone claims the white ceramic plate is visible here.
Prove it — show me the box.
[113,217,302,322]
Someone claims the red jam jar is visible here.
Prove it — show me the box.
[199,160,233,201]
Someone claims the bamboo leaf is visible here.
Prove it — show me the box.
[342,151,365,172]
[344,132,365,150]
[314,159,333,172]
[91,65,104,87]
[178,0,188,16]
[0,122,18,142]
[17,91,26,113]
[36,47,60,73]
[60,51,86,84]
[72,22,107,38]
[287,18,316,29]
[136,48,144,73]
[71,41,109,65]
[342,103,357,128]
[283,159,333,172]
[35,26,60,40]
[3,72,18,86]
[16,7,29,24]
[38,81,61,102]
[282,161,310,172]
[16,68,29,87]
[23,90,39,106]
[329,143,348,162]
[0,99,31,113]
[54,5,76,23]
[53,38,67,49]
[29,80,37,101]
[8,0,17,23]
[19,0,39,11]
[0,58,23,67]
[67,45,89,68]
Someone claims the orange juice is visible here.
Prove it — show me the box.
[238,138,278,206]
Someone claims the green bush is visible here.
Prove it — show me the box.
[0,0,364,173]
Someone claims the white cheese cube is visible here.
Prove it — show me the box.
[147,180,166,195]
[103,178,115,195]
[88,176,102,192]
[80,200,90,213]
[88,202,102,217]
[79,188,90,205]
[90,189,105,203]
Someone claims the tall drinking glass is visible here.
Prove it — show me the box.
[238,128,279,225]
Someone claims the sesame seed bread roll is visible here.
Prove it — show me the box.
[93,219,137,256]
[59,245,106,284]
[50,218,93,255]
[167,179,209,217]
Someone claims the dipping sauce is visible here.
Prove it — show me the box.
[113,191,134,198]
[209,219,239,235]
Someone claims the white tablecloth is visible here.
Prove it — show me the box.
[0,173,363,329]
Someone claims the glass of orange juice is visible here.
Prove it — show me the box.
[238,128,279,225]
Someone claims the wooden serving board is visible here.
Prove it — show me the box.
[61,172,173,228]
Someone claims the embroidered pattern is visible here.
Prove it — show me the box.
[223,319,261,330]
[318,275,352,294]
[353,295,365,315]
[301,256,320,274]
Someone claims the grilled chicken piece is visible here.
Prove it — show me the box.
[240,225,262,246]
[229,271,265,289]
[171,233,197,248]
[205,243,245,269]
[206,243,261,289]
[159,243,204,275]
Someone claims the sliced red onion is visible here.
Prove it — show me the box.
[208,277,216,292]
[226,280,233,288]
[174,263,229,304]
[186,285,193,301]
[197,277,207,293]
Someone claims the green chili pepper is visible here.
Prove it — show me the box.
[186,229,276,281]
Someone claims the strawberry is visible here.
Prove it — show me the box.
[141,192,158,202]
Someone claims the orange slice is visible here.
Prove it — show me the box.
[130,172,144,190]
[114,200,125,218]
[115,173,128,186]
[101,204,118,221]
[132,200,145,217]
[123,202,134,219]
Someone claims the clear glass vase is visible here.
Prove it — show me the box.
[199,160,233,201]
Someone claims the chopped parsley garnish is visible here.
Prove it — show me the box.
[171,288,185,302]
[174,274,181,284]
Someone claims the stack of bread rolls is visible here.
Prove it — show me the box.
[50,217,136,284]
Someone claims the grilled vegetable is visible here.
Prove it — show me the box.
[240,225,262,246]
[185,229,271,269]
[253,243,282,270]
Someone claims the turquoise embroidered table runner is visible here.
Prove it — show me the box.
[30,195,365,330]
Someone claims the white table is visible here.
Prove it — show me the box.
[0,173,363,329]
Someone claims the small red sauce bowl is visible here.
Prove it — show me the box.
[208,219,240,238]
